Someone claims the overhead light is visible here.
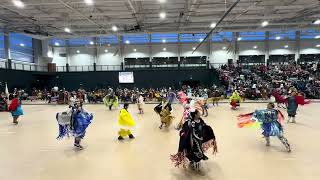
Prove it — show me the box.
[237,37,242,41]
[313,19,320,25]
[199,38,204,42]
[90,41,94,45]
[12,0,25,8]
[261,21,269,27]
[158,0,166,3]
[315,35,320,39]
[163,48,166,51]
[222,47,227,50]
[253,46,257,49]
[316,44,320,48]
[210,23,216,28]
[276,36,281,40]
[20,43,25,47]
[284,45,289,48]
[159,12,166,19]
[133,49,137,52]
[108,44,111,47]
[192,47,196,51]
[105,49,108,52]
[76,50,80,53]
[64,27,71,33]
[84,0,94,5]
[54,42,60,46]
[162,39,166,43]
[125,40,130,44]
[112,25,118,32]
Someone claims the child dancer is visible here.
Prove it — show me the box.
[229,90,241,110]
[238,103,291,152]
[118,103,136,140]
[286,87,310,123]
[171,110,218,171]
[8,94,23,125]
[56,102,93,149]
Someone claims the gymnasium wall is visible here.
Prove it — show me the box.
[0,68,220,91]
[48,39,320,67]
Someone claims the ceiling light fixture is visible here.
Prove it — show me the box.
[12,0,25,8]
[105,49,108,53]
[162,39,166,43]
[163,48,166,51]
[76,50,80,53]
[112,25,118,32]
[84,0,94,5]
[222,47,227,50]
[158,0,166,3]
[210,23,216,28]
[133,49,137,52]
[90,41,94,45]
[284,45,289,48]
[20,43,25,47]
[54,42,60,46]
[313,19,320,25]
[237,37,242,41]
[316,44,320,48]
[159,12,166,19]
[253,46,258,49]
[276,36,281,40]
[192,47,196,51]
[125,40,130,44]
[261,21,269,27]
[199,38,204,42]
[64,27,71,33]
[315,35,320,39]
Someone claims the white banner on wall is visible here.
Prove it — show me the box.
[119,72,134,83]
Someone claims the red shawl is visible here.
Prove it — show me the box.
[8,98,19,112]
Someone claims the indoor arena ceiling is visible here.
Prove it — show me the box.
[0,0,320,38]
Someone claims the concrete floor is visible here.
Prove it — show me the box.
[0,103,319,180]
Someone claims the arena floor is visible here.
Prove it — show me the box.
[0,103,319,180]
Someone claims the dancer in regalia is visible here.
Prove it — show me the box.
[103,93,119,110]
[137,93,144,114]
[158,102,174,129]
[170,109,218,171]
[286,87,309,123]
[8,94,24,125]
[238,103,291,152]
[271,89,287,108]
[56,102,93,149]
[118,103,136,140]
[229,90,242,110]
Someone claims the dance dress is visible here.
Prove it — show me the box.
[9,97,24,117]
[118,108,136,138]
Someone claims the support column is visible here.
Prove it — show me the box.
[207,33,212,68]
[234,32,239,65]
[3,31,11,69]
[178,33,181,69]
[265,31,270,65]
[93,37,98,71]
[66,39,70,72]
[148,33,152,68]
[295,31,301,63]
[118,35,124,71]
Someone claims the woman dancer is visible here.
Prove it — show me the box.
[103,93,119,111]
[8,94,24,125]
[56,101,93,149]
[171,109,218,171]
[118,103,136,140]
[286,88,309,123]
[238,103,291,152]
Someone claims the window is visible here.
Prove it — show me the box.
[151,33,178,43]
[212,32,233,42]
[0,32,4,59]
[180,33,207,43]
[68,37,93,46]
[300,30,320,39]
[98,35,118,45]
[123,34,149,44]
[269,30,296,40]
[239,31,265,41]
[9,33,34,62]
